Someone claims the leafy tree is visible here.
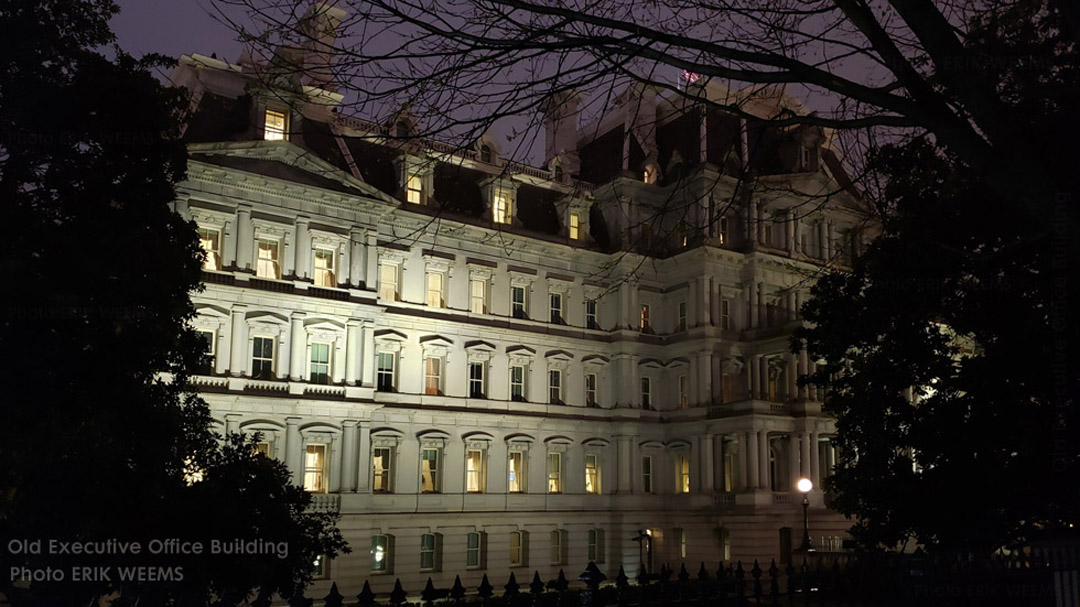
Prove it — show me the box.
[0,2,347,605]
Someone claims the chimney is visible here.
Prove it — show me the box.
[297,2,347,91]
[541,90,582,175]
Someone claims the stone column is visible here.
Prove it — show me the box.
[817,221,828,260]
[341,420,359,492]
[349,228,366,287]
[748,282,758,329]
[736,435,748,491]
[701,434,715,492]
[365,232,378,290]
[289,312,306,381]
[224,413,241,435]
[757,429,769,490]
[345,319,362,385]
[787,210,797,253]
[787,354,798,401]
[809,432,821,487]
[746,431,759,491]
[688,279,699,329]
[357,421,371,492]
[787,434,800,491]
[222,217,237,268]
[229,305,247,376]
[236,205,253,271]
[747,356,758,400]
[618,281,631,329]
[700,276,712,327]
[285,417,302,486]
[616,435,634,494]
[757,283,767,327]
[758,356,769,401]
[697,351,712,404]
[361,323,376,387]
[328,434,343,493]
[799,432,811,479]
[295,216,311,280]
[630,355,641,408]
[799,347,810,400]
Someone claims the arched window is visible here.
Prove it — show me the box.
[466,531,485,568]
[509,530,528,567]
[554,164,564,182]
[371,534,394,572]
[768,446,779,491]
[395,121,410,138]
[480,144,492,163]
[549,529,566,565]
[420,533,440,571]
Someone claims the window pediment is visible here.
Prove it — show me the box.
[582,355,609,366]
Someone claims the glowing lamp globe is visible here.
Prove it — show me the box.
[796,478,813,493]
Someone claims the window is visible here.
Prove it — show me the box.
[719,527,731,561]
[678,455,690,493]
[373,447,393,493]
[549,292,563,324]
[420,533,439,571]
[466,532,484,568]
[314,248,336,287]
[421,448,439,493]
[678,375,688,409]
[196,330,215,375]
[469,278,487,314]
[642,456,653,493]
[309,343,330,385]
[588,529,604,563]
[547,452,562,493]
[723,448,735,492]
[509,531,527,567]
[406,173,423,205]
[677,528,687,559]
[678,302,687,332]
[395,120,410,138]
[554,165,563,182]
[376,352,395,392]
[548,369,562,404]
[511,285,527,319]
[480,144,493,163]
[550,530,565,565]
[251,336,274,380]
[509,365,526,402]
[721,299,731,330]
[256,238,281,279]
[493,193,511,224]
[264,108,287,141]
[312,553,329,580]
[379,263,398,301]
[198,227,221,271]
[641,377,652,410]
[425,271,445,308]
[508,451,525,493]
[254,441,272,458]
[640,304,651,332]
[303,444,328,493]
[585,453,600,494]
[569,213,581,240]
[424,357,442,395]
[718,216,729,244]
[585,300,598,329]
[466,449,485,493]
[371,534,392,572]
[468,362,486,398]
[585,373,598,407]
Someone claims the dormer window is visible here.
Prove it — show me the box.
[395,120,410,138]
[493,192,511,224]
[554,165,564,183]
[482,177,518,226]
[643,163,659,185]
[407,173,423,205]
[480,144,493,164]
[569,213,581,240]
[264,108,288,141]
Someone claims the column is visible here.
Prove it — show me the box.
[745,431,759,491]
[229,305,247,376]
[700,276,712,327]
[688,279,699,329]
[736,435,748,491]
[787,291,797,322]
[345,319,362,385]
[799,346,810,400]
[757,429,769,490]
[799,432,811,479]
[295,216,311,280]
[787,354,798,401]
[697,351,712,404]
[787,434,800,492]
[285,417,302,486]
[795,290,804,320]
[787,210,797,253]
[809,432,821,488]
[222,218,237,268]
[224,413,241,435]
[758,356,769,401]
[357,421,371,492]
[236,205,253,271]
[826,222,836,260]
[747,282,758,329]
[808,361,818,401]
[328,434,343,493]
[341,420,359,492]
[757,283,766,327]
[747,356,757,400]
[365,232,378,290]
[361,323,376,387]
[817,221,828,260]
[616,435,634,494]
[756,204,766,244]
[618,281,631,329]
[701,434,715,492]
[289,312,306,381]
[349,228,366,287]
[630,355,641,407]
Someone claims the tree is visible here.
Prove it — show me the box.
[0,2,347,605]
[213,0,1080,553]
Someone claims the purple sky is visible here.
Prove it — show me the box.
[112,0,242,62]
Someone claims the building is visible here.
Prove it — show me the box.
[170,10,870,595]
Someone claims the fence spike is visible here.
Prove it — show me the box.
[531,571,545,594]
[450,575,467,601]
[356,580,376,606]
[477,573,494,598]
[288,585,311,607]
[323,582,344,607]
[698,562,710,582]
[615,565,629,588]
[505,571,520,596]
[389,579,407,606]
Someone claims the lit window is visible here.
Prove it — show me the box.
[569,213,581,240]
[303,444,328,493]
[511,286,527,319]
[549,292,563,324]
[721,299,731,330]
[550,530,565,565]
[585,453,600,494]
[585,373,598,407]
[264,108,287,141]
[406,174,423,205]
[424,356,442,395]
[376,352,395,392]
[548,369,562,404]
[466,531,483,568]
[493,193,511,224]
[509,531,527,567]
[678,375,688,409]
[371,534,391,572]
[421,448,439,493]
[678,455,690,493]
[547,452,562,493]
[642,456,653,493]
[256,238,280,279]
[585,300,598,329]
[379,263,398,301]
[643,165,656,184]
[640,304,651,332]
[469,278,487,314]
[309,343,330,385]
[507,451,525,493]
[312,553,329,580]
[420,533,438,571]
[468,362,485,398]
[425,272,445,308]
[254,441,272,458]
[588,529,604,563]
[373,447,393,493]
[641,377,652,410]
[718,216,729,244]
[466,449,485,493]
[314,248,336,287]
[251,336,274,380]
[678,301,687,332]
[677,528,687,559]
[196,330,215,375]
[198,227,221,271]
[509,365,526,402]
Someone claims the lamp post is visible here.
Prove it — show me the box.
[631,529,648,574]
[796,477,815,552]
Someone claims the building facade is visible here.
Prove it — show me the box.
[171,25,869,595]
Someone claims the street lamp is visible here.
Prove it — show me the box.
[796,478,815,552]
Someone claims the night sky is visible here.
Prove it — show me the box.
[112,0,242,64]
